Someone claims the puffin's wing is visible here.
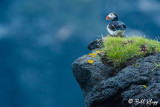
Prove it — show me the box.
[122,23,126,29]
[108,21,126,31]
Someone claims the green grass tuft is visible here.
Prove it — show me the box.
[101,36,160,67]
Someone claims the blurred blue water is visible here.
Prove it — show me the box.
[0,0,160,107]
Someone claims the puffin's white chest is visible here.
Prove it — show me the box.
[107,25,125,36]
[107,25,114,35]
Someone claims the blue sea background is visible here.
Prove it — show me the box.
[0,0,160,107]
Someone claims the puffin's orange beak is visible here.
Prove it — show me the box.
[106,16,110,20]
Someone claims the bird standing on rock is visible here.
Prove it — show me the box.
[106,12,126,37]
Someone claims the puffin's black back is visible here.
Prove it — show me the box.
[108,21,126,31]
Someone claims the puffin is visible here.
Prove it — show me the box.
[106,12,126,37]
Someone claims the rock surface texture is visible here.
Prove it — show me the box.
[72,39,160,107]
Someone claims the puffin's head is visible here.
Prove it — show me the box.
[106,12,118,21]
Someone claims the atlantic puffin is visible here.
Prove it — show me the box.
[106,12,126,37]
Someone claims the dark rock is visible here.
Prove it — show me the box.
[72,55,113,95]
[72,52,160,107]
[88,39,103,50]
